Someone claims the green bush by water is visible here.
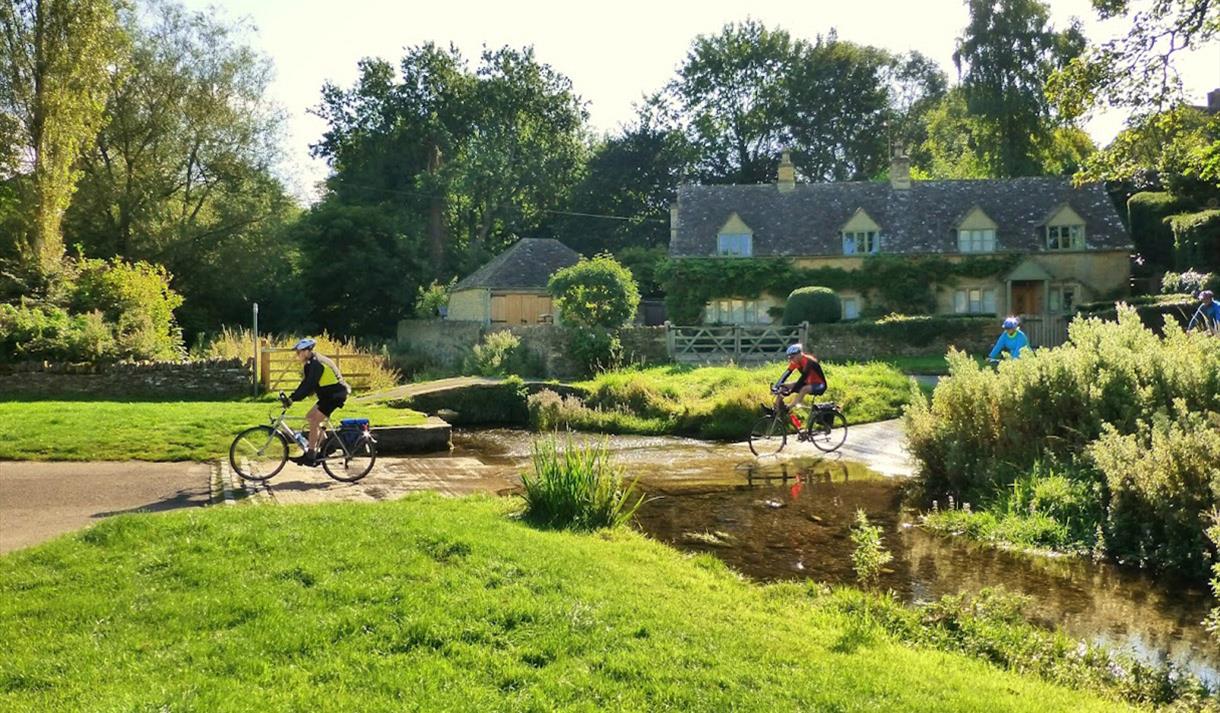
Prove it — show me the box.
[783,286,840,325]
[520,436,642,530]
[907,307,1220,575]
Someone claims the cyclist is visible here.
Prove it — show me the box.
[988,316,1030,362]
[773,343,828,416]
[285,338,350,466]
[1187,290,1219,334]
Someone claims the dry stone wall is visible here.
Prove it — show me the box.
[0,358,252,398]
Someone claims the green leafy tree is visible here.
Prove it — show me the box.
[1049,0,1219,119]
[885,51,950,170]
[62,2,299,336]
[918,90,992,179]
[953,0,1086,177]
[548,254,640,328]
[0,0,127,275]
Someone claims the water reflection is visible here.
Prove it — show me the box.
[450,430,1219,684]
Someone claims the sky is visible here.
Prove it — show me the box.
[178,0,1220,200]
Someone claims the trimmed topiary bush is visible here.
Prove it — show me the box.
[783,286,840,325]
[1167,209,1220,272]
[548,254,641,328]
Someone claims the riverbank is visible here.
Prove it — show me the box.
[0,494,1141,712]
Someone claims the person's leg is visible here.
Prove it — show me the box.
[790,384,813,412]
[306,406,325,454]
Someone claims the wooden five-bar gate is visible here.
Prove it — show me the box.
[666,322,808,363]
[258,347,382,393]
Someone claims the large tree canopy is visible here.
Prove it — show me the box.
[0,0,126,275]
[953,0,1086,177]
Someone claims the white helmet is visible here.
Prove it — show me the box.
[786,343,803,357]
[292,337,317,352]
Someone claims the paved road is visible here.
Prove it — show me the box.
[0,461,211,554]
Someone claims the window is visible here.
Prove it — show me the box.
[705,299,769,324]
[717,233,752,257]
[954,288,997,315]
[842,231,880,255]
[957,228,996,253]
[842,298,860,321]
[1049,285,1077,313]
[1046,224,1085,251]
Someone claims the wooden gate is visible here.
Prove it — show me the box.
[258,348,382,393]
[666,323,808,363]
[1020,314,1069,348]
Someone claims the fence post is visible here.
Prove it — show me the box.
[733,325,741,360]
[801,321,809,348]
[665,321,675,359]
[251,302,259,396]
[259,346,271,392]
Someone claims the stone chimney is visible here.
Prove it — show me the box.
[1208,88,1220,115]
[777,150,796,193]
[890,147,911,190]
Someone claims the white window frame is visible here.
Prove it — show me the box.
[704,298,770,325]
[717,233,753,257]
[842,297,860,321]
[842,230,880,255]
[1048,284,1078,313]
[954,288,997,315]
[1046,224,1085,251]
[957,228,996,253]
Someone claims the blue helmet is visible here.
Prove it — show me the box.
[292,337,317,351]
[786,343,803,357]
[1002,317,1020,330]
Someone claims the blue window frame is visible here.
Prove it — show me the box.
[717,233,752,257]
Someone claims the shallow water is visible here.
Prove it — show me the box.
[450,429,1220,684]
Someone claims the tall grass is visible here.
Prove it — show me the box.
[199,326,401,391]
[520,435,642,530]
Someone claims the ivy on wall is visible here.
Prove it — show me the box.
[658,254,1022,324]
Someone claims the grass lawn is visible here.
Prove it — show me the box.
[0,495,1129,712]
[0,398,425,462]
[548,361,914,440]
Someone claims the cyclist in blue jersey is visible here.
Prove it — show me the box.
[989,316,1030,362]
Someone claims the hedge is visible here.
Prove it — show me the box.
[1167,209,1220,272]
[1127,192,1192,271]
[783,286,840,324]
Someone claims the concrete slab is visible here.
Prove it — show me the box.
[0,461,212,554]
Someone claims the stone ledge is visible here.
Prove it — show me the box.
[371,416,452,455]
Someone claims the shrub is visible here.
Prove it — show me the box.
[1168,209,1220,271]
[466,330,523,377]
[1161,269,1218,295]
[200,327,401,391]
[414,279,454,319]
[783,286,840,325]
[71,258,184,360]
[1208,519,1220,644]
[850,510,892,586]
[1127,191,1191,271]
[520,435,642,530]
[548,254,641,328]
[0,303,116,362]
[565,326,622,376]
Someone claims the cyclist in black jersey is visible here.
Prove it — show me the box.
[285,338,350,466]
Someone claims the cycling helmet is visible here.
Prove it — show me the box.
[1201,290,1215,300]
[785,343,803,357]
[292,337,317,352]
[1002,317,1020,330]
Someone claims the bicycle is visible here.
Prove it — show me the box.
[748,386,847,456]
[228,392,377,483]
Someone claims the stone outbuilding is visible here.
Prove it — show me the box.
[446,238,581,325]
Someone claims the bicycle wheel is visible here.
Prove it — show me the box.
[229,426,289,481]
[748,415,790,456]
[320,433,376,483]
[809,409,848,453]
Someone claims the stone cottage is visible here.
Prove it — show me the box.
[446,238,581,325]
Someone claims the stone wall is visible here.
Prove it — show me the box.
[0,358,252,398]
[395,319,669,378]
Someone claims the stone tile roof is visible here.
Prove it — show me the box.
[452,238,581,292]
[670,177,1132,257]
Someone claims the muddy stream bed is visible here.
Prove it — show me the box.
[448,429,1219,685]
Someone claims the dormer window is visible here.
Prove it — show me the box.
[840,209,881,255]
[1046,224,1085,251]
[842,231,880,255]
[1044,204,1087,251]
[717,233,752,256]
[958,229,996,253]
[955,206,998,253]
[716,213,753,257]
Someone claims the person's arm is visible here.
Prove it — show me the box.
[289,361,322,402]
[774,367,794,389]
[1188,306,1202,330]
[988,334,1005,360]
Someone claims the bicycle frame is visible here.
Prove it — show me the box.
[259,402,359,461]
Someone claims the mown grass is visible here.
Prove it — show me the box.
[0,496,1132,712]
[0,398,425,461]
[533,361,914,440]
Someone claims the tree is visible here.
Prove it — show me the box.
[885,52,950,170]
[919,90,993,179]
[953,0,1086,176]
[311,44,587,276]
[0,0,126,275]
[61,1,299,336]
[548,254,640,328]
[1050,0,1219,119]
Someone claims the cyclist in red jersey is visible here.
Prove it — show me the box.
[773,343,827,415]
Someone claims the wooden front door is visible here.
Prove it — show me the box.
[1010,281,1043,315]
